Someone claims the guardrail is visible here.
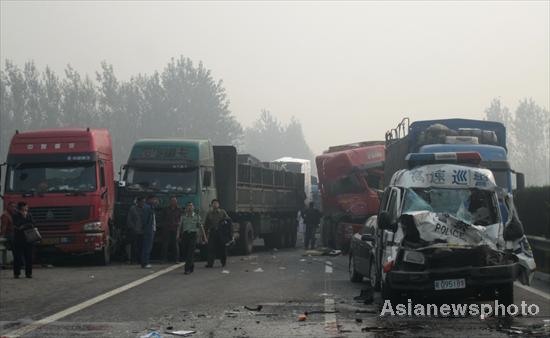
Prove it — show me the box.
[527,235,550,252]
[527,235,550,274]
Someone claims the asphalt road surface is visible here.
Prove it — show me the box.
[1,242,549,338]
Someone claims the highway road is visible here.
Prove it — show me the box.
[1,243,549,337]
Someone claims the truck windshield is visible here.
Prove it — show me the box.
[402,187,499,226]
[7,162,97,193]
[327,175,365,195]
[125,167,197,193]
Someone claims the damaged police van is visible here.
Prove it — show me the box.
[372,152,535,305]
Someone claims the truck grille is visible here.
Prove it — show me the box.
[36,224,71,232]
[30,206,90,230]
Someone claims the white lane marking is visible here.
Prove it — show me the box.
[324,298,338,334]
[3,263,185,338]
[514,281,550,301]
[325,261,333,274]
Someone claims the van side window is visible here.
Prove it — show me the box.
[99,162,106,187]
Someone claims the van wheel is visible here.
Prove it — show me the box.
[349,255,363,282]
[369,258,380,291]
[496,282,514,308]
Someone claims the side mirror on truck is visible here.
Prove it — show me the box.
[515,172,525,191]
[378,211,393,230]
[203,171,212,187]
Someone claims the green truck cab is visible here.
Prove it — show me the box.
[115,139,305,255]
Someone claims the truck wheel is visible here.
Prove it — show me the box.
[289,227,297,248]
[496,282,514,308]
[349,254,363,282]
[239,222,254,255]
[95,241,111,266]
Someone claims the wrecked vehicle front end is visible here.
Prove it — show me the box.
[383,181,534,299]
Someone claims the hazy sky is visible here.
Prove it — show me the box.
[1,1,548,154]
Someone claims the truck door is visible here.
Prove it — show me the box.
[98,160,109,227]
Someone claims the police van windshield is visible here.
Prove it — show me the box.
[125,167,198,193]
[402,187,499,226]
[7,162,97,193]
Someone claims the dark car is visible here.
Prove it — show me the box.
[348,216,377,286]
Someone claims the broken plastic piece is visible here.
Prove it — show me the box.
[140,331,163,338]
[166,330,196,337]
[244,305,263,311]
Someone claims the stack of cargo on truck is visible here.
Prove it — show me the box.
[315,141,385,251]
[115,139,305,255]
[2,128,115,264]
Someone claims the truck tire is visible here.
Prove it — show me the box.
[289,227,297,248]
[95,240,111,266]
[239,222,254,255]
[349,254,363,283]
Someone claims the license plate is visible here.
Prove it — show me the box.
[434,278,466,290]
[41,237,60,245]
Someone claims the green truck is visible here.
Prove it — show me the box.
[114,139,305,255]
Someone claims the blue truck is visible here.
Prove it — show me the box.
[384,118,524,193]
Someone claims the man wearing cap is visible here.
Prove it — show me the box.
[204,199,231,268]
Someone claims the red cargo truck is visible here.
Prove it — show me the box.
[316,142,384,251]
[1,128,115,264]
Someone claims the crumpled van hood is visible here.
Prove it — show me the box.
[402,211,500,250]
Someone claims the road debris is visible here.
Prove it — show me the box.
[225,311,239,318]
[140,331,163,338]
[355,309,378,314]
[165,329,196,336]
[253,267,264,272]
[244,305,263,311]
[297,314,307,321]
[221,269,230,274]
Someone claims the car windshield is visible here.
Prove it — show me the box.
[125,167,198,193]
[7,162,97,193]
[402,187,499,226]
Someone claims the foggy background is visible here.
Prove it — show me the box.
[1,1,549,185]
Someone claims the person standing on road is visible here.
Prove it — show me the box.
[1,202,17,268]
[141,195,157,269]
[303,202,321,250]
[161,196,182,263]
[12,202,36,278]
[204,199,231,268]
[177,201,201,274]
[126,196,145,264]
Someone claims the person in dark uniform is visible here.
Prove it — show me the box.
[303,202,321,250]
[126,196,145,263]
[12,202,36,278]
[204,199,231,268]
[161,196,182,263]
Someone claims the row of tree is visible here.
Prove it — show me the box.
[0,58,315,170]
[485,97,550,186]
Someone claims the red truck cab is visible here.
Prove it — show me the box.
[316,143,384,251]
[1,128,115,264]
